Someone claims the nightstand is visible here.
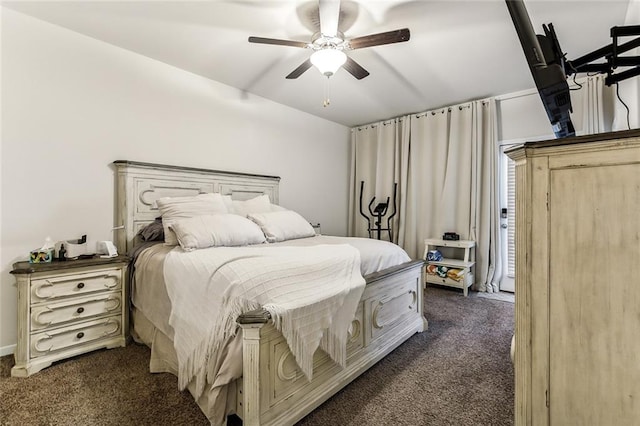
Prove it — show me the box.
[423,239,475,296]
[10,256,130,377]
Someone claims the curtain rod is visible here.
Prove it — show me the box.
[353,98,493,130]
[354,117,404,131]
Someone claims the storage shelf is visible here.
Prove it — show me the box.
[423,238,476,296]
[427,258,474,268]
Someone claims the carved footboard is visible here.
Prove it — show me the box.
[236,260,427,426]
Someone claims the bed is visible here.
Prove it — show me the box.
[113,160,427,426]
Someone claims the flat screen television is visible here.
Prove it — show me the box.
[505,0,575,138]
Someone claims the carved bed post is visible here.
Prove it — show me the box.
[239,324,262,426]
[237,309,271,426]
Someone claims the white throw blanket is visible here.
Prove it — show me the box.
[163,244,366,406]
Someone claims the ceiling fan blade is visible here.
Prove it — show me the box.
[319,0,340,37]
[348,28,410,50]
[248,36,309,49]
[343,57,370,80]
[286,59,313,79]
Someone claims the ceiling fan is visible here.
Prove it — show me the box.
[248,0,410,82]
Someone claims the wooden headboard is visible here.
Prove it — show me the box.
[113,160,280,254]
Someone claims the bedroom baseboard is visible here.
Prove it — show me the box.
[0,344,16,357]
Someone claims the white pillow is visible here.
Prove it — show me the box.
[156,193,228,246]
[248,210,316,243]
[270,204,287,212]
[231,194,272,217]
[170,214,266,251]
[221,195,234,212]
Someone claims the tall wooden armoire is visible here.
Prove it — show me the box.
[506,129,640,425]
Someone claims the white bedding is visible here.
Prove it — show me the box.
[267,235,411,276]
[130,235,411,425]
[132,236,410,340]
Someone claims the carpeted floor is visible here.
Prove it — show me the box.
[474,290,515,303]
[0,286,514,425]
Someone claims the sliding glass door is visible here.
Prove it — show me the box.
[499,146,515,293]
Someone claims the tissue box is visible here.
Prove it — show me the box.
[29,249,54,264]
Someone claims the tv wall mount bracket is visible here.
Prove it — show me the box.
[551,23,640,86]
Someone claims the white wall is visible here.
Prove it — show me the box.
[0,9,351,352]
[496,79,624,143]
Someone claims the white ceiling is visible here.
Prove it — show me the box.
[3,0,633,127]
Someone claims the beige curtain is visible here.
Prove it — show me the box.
[473,100,501,292]
[349,100,501,292]
[581,74,614,134]
[400,106,474,259]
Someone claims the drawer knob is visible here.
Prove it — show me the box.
[76,307,85,314]
[76,332,85,339]
[77,282,85,289]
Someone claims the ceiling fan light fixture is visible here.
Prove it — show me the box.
[310,48,347,76]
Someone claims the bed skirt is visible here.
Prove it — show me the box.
[131,307,237,423]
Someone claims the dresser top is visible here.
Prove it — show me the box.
[505,128,640,154]
[11,255,130,274]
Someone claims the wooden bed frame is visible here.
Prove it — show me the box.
[113,160,427,426]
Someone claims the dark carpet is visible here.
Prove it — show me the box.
[0,286,514,425]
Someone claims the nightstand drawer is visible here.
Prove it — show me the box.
[425,271,473,287]
[31,292,123,331]
[30,269,122,303]
[30,316,122,358]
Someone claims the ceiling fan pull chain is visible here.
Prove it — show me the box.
[323,76,331,107]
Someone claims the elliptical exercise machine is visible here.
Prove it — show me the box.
[358,181,397,241]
